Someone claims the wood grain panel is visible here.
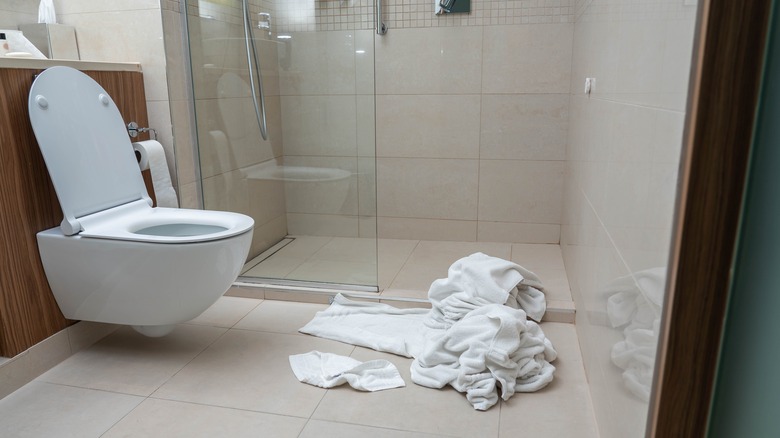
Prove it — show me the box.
[0,67,151,357]
[649,0,773,436]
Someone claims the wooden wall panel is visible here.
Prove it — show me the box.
[0,68,150,357]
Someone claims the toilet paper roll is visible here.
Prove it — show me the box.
[132,140,179,208]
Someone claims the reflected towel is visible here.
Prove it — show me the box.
[606,267,666,402]
[289,351,405,391]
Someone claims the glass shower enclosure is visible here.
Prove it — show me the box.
[183,0,378,291]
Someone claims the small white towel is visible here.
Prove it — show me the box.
[289,351,405,392]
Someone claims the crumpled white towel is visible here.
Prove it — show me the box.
[426,252,547,327]
[289,351,405,392]
[606,267,666,402]
[411,304,556,410]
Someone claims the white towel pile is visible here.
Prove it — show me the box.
[298,252,556,410]
[412,305,556,410]
[606,267,666,402]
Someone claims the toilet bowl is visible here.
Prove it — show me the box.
[28,66,254,337]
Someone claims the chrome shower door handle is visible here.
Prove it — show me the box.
[376,0,387,35]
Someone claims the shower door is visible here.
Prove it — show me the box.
[184,0,378,290]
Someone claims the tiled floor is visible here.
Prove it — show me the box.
[0,299,598,438]
[243,237,573,304]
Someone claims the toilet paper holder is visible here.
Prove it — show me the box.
[127,121,157,140]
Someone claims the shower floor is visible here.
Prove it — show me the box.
[240,237,574,318]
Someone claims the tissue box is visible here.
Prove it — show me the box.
[18,23,79,60]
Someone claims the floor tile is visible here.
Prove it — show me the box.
[243,255,307,278]
[186,296,263,328]
[312,347,500,437]
[389,240,512,291]
[0,381,143,438]
[277,235,333,258]
[510,244,573,301]
[37,324,225,396]
[234,300,329,334]
[299,419,451,438]
[510,244,566,275]
[378,239,419,290]
[287,259,378,286]
[498,322,598,438]
[152,330,354,417]
[103,398,306,438]
[309,237,378,263]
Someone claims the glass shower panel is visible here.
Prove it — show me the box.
[185,0,378,289]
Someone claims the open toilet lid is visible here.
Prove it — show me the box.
[28,66,150,233]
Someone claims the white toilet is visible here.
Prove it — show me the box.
[28,66,254,337]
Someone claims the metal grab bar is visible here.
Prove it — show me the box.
[376,0,387,35]
[242,0,268,141]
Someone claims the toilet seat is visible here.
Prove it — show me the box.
[76,199,254,244]
[28,66,158,235]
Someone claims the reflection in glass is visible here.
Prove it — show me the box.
[185,0,378,289]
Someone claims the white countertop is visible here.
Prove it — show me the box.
[0,57,141,72]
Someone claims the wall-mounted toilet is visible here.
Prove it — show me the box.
[28,66,254,337]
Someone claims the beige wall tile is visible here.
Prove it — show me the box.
[613,20,666,108]
[378,217,477,242]
[279,30,356,96]
[280,95,357,157]
[60,9,168,100]
[659,18,698,112]
[286,213,360,237]
[356,95,376,157]
[375,26,483,95]
[478,160,564,224]
[482,23,573,94]
[480,94,569,161]
[377,157,479,220]
[0,352,34,399]
[178,181,200,209]
[25,330,72,378]
[67,322,120,354]
[0,9,36,28]
[359,215,377,238]
[188,18,231,101]
[170,100,197,186]
[355,29,375,95]
[146,100,177,187]
[357,157,377,216]
[376,94,481,159]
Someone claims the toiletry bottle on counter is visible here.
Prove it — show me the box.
[0,33,9,56]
